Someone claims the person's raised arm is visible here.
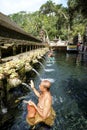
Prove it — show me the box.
[30,80,40,97]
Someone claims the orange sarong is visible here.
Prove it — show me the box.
[26,107,56,126]
[27,104,36,118]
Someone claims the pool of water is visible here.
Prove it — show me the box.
[1,52,87,130]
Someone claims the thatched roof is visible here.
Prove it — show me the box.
[0,12,42,42]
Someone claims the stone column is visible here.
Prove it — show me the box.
[26,45,28,52]
[0,47,2,62]
[30,45,32,50]
[0,78,8,110]
[21,45,23,53]
[13,45,16,56]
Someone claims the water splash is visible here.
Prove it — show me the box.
[59,96,63,103]
[46,64,52,66]
[47,57,55,64]
[52,95,59,105]
[41,78,55,83]
[1,101,8,114]
[32,68,55,83]
[1,108,7,114]
[45,68,55,72]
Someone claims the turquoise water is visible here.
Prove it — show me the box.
[1,52,87,130]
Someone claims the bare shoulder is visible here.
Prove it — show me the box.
[45,92,52,101]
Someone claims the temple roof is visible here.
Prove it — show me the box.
[0,12,42,42]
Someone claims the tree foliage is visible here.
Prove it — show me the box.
[9,0,87,42]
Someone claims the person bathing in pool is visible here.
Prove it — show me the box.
[23,79,56,127]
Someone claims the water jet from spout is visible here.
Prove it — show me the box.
[22,82,32,91]
[38,61,45,69]
[32,68,42,80]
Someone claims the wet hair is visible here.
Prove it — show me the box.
[41,80,51,91]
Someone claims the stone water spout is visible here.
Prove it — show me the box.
[7,72,22,87]
[25,63,32,72]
